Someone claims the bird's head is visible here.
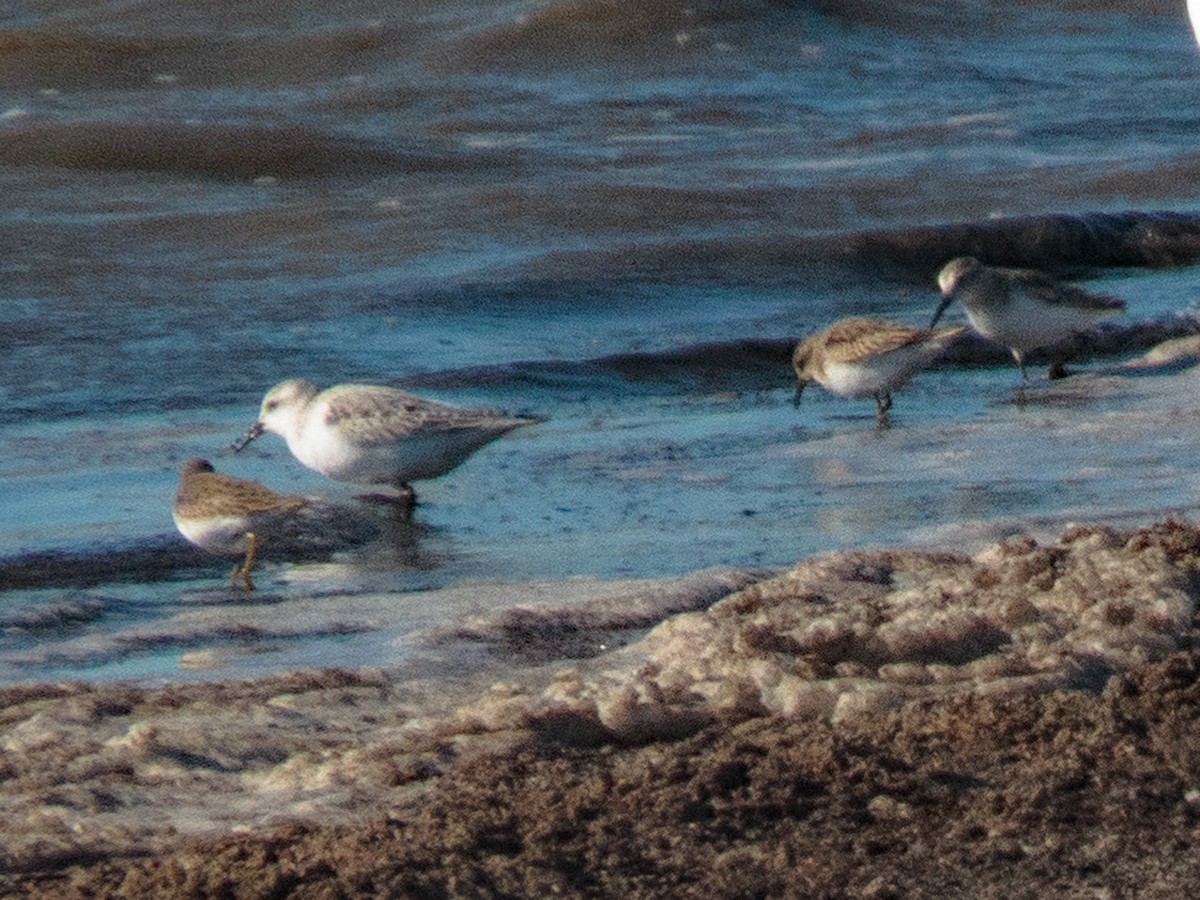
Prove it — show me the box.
[931,256,981,326]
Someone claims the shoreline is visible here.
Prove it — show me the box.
[15,652,1200,898]
[4,517,1200,896]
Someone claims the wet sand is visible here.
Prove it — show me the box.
[4,519,1200,898]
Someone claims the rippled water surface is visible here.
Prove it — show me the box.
[4,0,1200,683]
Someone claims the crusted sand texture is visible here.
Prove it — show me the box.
[3,521,1200,895]
[515,521,1200,743]
[13,648,1200,899]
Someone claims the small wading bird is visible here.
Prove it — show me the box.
[232,378,541,511]
[172,457,309,591]
[792,316,964,427]
[932,256,1125,382]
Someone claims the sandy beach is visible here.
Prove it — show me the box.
[4,517,1200,897]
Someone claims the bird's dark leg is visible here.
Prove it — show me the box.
[358,485,417,518]
[1012,350,1029,384]
[355,485,417,518]
[1047,359,1068,380]
[1010,351,1031,406]
[874,393,892,429]
[397,483,417,518]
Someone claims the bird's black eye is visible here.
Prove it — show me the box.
[265,400,278,411]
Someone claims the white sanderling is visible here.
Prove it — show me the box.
[232,378,540,508]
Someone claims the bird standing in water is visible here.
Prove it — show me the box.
[172,458,309,590]
[232,378,541,512]
[792,316,964,427]
[932,256,1124,382]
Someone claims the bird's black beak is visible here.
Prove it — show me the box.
[792,381,806,408]
[230,421,264,453]
[929,294,954,328]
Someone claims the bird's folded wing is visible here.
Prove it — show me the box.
[181,474,308,517]
[1007,268,1125,311]
[821,319,926,363]
[322,386,505,441]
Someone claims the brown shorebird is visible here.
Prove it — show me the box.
[172,457,308,590]
[792,316,964,427]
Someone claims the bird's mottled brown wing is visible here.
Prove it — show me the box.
[1003,267,1125,313]
[320,385,516,442]
[177,472,307,518]
[818,317,928,364]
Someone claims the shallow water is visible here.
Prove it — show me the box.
[4,0,1200,684]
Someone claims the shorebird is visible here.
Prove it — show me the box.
[792,317,964,427]
[232,378,540,509]
[172,457,309,590]
[932,256,1125,382]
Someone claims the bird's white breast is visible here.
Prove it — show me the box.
[963,289,1100,354]
[173,513,251,555]
[820,342,944,398]
[821,359,897,398]
[289,404,375,482]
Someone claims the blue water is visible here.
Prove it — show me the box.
[3,0,1200,684]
